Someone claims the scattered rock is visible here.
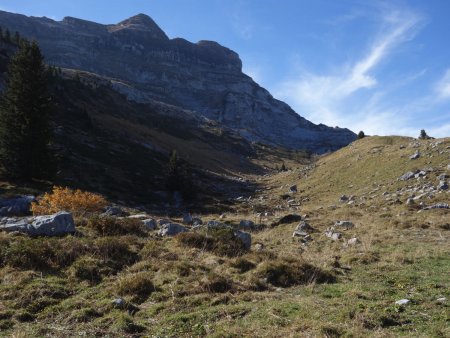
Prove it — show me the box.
[127,213,149,219]
[206,220,226,228]
[289,185,297,193]
[347,237,360,246]
[423,203,449,210]
[234,230,251,250]
[239,219,255,229]
[410,151,420,160]
[142,218,157,230]
[0,195,35,217]
[334,220,355,230]
[436,297,446,303]
[182,213,193,225]
[102,206,128,217]
[406,198,415,205]
[339,195,349,202]
[292,221,315,237]
[325,228,342,240]
[0,211,75,236]
[395,299,410,306]
[438,181,449,190]
[399,171,416,181]
[414,170,426,178]
[158,219,171,226]
[254,242,264,251]
[158,223,188,236]
[192,217,203,226]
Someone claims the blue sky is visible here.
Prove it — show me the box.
[1,0,450,137]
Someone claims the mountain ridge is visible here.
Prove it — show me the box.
[0,10,356,152]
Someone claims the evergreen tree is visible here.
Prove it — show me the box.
[419,129,429,140]
[0,41,54,180]
[4,29,10,42]
[166,150,195,199]
[13,31,20,45]
[357,131,365,139]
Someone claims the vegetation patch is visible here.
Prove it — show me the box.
[86,216,146,236]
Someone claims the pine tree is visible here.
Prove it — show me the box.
[0,41,54,180]
[165,150,195,199]
[419,129,429,140]
[357,131,365,139]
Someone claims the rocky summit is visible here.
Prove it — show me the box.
[0,11,355,152]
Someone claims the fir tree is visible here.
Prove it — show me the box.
[0,41,54,180]
[419,129,429,140]
[357,131,365,139]
[165,150,195,200]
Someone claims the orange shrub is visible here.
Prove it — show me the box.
[31,186,107,216]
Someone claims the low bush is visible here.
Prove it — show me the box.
[140,240,167,259]
[230,257,256,273]
[3,238,56,270]
[116,272,156,303]
[31,186,107,216]
[177,228,247,257]
[86,216,146,236]
[256,260,335,287]
[200,273,234,293]
[94,237,137,270]
[68,256,108,284]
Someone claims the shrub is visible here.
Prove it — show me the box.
[256,260,335,287]
[93,237,137,269]
[68,256,107,284]
[4,238,56,270]
[200,273,234,293]
[140,240,167,259]
[357,131,365,139]
[31,186,107,216]
[86,216,146,236]
[116,272,156,303]
[230,257,256,273]
[177,228,247,257]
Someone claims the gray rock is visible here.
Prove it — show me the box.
[325,228,341,240]
[234,230,251,250]
[158,223,188,236]
[438,181,449,190]
[0,195,35,217]
[339,195,349,202]
[158,219,171,226]
[292,221,315,237]
[423,203,449,210]
[102,206,128,217]
[289,185,297,193]
[239,219,255,229]
[254,242,264,251]
[142,218,157,230]
[334,220,355,230]
[347,237,360,246]
[395,299,410,306]
[0,211,75,236]
[399,171,416,181]
[206,220,227,228]
[182,213,193,225]
[410,151,420,159]
[414,171,426,178]
[438,174,449,181]
[406,198,415,205]
[192,217,203,226]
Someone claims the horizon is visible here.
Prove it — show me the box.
[1,0,449,137]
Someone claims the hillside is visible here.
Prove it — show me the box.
[0,136,448,337]
[0,10,356,152]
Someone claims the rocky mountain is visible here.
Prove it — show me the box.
[0,10,355,152]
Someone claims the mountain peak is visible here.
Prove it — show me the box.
[115,13,168,39]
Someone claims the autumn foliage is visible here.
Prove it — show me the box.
[31,186,107,216]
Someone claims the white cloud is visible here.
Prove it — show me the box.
[275,4,426,135]
[436,69,450,99]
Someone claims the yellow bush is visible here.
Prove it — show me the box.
[31,186,107,216]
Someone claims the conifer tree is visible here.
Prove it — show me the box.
[0,41,54,180]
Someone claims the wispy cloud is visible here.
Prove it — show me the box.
[435,69,450,100]
[275,3,433,136]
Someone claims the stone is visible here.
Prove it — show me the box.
[239,220,255,229]
[0,195,35,217]
[192,217,203,226]
[292,221,315,237]
[395,299,410,306]
[158,219,171,226]
[399,171,416,181]
[158,223,188,236]
[334,220,355,230]
[206,220,226,228]
[142,218,157,230]
[438,181,449,190]
[406,198,415,205]
[438,174,449,180]
[289,185,297,193]
[234,230,251,250]
[1,211,75,236]
[182,213,193,225]
[325,228,341,241]
[254,242,264,251]
[102,206,128,217]
[347,237,360,246]
[127,213,149,219]
[271,214,302,226]
[339,195,349,202]
[423,203,449,210]
[414,171,426,178]
[410,151,420,159]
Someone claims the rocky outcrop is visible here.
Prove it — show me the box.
[0,10,356,152]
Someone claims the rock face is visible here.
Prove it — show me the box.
[0,11,356,152]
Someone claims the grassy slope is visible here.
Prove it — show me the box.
[1,137,449,337]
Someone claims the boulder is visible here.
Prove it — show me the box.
[239,219,255,229]
[410,151,420,160]
[158,223,188,236]
[292,221,315,237]
[102,206,128,217]
[182,213,193,225]
[234,230,251,250]
[142,218,157,230]
[0,211,75,236]
[399,171,416,181]
[325,228,341,241]
[334,220,355,230]
[438,181,449,191]
[0,195,35,217]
